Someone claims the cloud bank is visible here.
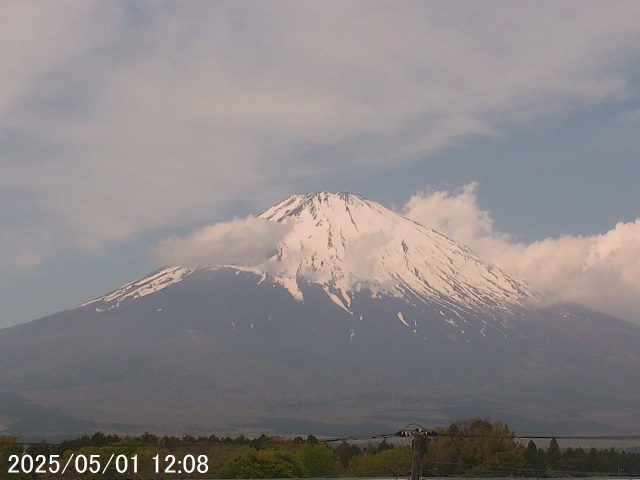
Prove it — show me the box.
[152,216,291,268]
[2,2,640,272]
[152,183,640,325]
[404,184,640,324]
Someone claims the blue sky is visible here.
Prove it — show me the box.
[2,1,640,328]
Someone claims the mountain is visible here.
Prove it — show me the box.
[85,192,535,336]
[1,192,640,439]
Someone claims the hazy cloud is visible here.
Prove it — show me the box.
[404,185,640,324]
[3,2,640,272]
[152,216,292,268]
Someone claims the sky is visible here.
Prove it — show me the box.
[2,1,640,328]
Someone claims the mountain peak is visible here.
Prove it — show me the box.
[254,191,535,313]
[260,191,369,222]
[87,192,535,317]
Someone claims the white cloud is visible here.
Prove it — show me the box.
[152,216,292,268]
[2,1,640,272]
[404,185,640,324]
[403,183,497,247]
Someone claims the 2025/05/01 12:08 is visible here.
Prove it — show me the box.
[6,453,209,475]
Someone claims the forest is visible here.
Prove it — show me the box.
[1,418,640,479]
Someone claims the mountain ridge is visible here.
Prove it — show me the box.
[2,192,639,438]
[86,192,536,326]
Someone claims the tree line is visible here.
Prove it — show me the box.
[1,418,640,478]
[421,418,640,477]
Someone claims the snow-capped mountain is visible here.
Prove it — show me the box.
[257,192,534,311]
[86,192,535,325]
[2,192,640,439]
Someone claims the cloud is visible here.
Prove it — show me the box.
[403,185,640,324]
[402,183,497,247]
[3,2,640,273]
[342,231,394,280]
[152,216,292,268]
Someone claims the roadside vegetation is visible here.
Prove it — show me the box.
[2,418,640,478]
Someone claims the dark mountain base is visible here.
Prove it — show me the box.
[1,269,640,440]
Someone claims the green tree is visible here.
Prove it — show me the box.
[378,439,393,451]
[299,443,339,477]
[347,445,412,477]
[0,436,26,480]
[466,451,531,477]
[425,418,524,476]
[546,437,561,469]
[524,440,545,474]
[224,449,304,478]
[335,441,361,470]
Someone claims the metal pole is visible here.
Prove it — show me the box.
[411,433,420,480]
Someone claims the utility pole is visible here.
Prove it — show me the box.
[397,424,438,480]
[411,433,421,480]
[321,422,437,480]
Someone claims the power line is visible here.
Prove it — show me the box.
[2,427,640,447]
[321,424,640,443]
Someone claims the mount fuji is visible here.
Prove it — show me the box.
[1,192,640,439]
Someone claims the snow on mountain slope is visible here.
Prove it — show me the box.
[86,192,536,315]
[82,266,193,310]
[254,192,535,313]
